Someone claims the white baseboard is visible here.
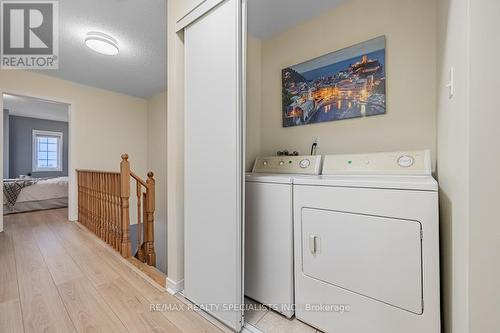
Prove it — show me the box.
[166,277,184,295]
[242,323,264,333]
[174,292,234,333]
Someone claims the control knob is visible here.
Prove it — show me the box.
[299,159,311,168]
[398,155,414,167]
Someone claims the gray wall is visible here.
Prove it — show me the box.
[3,110,9,178]
[9,116,69,178]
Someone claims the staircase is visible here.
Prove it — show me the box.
[76,154,157,267]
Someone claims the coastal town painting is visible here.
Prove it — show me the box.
[282,36,386,127]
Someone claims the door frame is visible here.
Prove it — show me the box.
[175,0,227,32]
[0,90,75,232]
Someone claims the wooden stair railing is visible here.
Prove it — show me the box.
[77,154,156,266]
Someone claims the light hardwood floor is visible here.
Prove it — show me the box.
[0,209,320,333]
[0,209,224,333]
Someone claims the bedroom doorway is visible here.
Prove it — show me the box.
[1,93,71,230]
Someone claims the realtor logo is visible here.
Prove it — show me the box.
[1,0,58,69]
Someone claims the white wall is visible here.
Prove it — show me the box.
[0,70,148,229]
[251,0,437,166]
[167,0,187,285]
[246,35,262,171]
[437,1,470,332]
[438,0,500,332]
[468,0,500,331]
[2,109,8,179]
[147,90,168,273]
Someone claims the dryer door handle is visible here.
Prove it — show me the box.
[309,235,320,254]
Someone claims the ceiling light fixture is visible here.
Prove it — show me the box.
[85,32,119,56]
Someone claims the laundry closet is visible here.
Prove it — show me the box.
[242,1,440,331]
[176,0,442,332]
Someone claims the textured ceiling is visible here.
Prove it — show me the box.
[248,0,347,39]
[37,0,346,97]
[35,0,167,98]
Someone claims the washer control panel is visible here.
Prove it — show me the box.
[252,155,322,174]
[322,150,432,175]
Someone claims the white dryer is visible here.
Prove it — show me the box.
[293,151,440,333]
[245,155,321,318]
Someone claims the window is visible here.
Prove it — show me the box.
[32,130,63,172]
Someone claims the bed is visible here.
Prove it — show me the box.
[3,177,68,215]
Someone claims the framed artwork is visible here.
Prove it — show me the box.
[282,36,386,127]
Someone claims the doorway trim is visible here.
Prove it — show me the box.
[0,90,76,232]
[175,0,226,32]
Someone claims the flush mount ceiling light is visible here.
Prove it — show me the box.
[85,32,119,56]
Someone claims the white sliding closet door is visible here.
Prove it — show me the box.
[184,0,244,331]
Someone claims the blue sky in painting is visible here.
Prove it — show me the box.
[290,36,386,80]
[301,49,385,81]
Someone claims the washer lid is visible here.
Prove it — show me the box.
[293,175,438,191]
[245,173,293,184]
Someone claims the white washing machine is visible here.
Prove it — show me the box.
[293,150,440,333]
[245,155,322,318]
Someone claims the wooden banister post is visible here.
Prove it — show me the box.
[145,171,156,266]
[120,153,132,258]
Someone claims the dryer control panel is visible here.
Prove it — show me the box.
[322,150,432,176]
[252,155,322,175]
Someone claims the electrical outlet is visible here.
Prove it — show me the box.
[311,137,320,155]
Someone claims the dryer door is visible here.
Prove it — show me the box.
[301,208,423,314]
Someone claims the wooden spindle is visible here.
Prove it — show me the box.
[120,154,131,258]
[111,173,116,248]
[89,172,93,232]
[103,173,108,244]
[97,173,101,238]
[100,173,104,240]
[142,192,147,262]
[144,172,156,266]
[136,180,144,261]
[76,154,155,264]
